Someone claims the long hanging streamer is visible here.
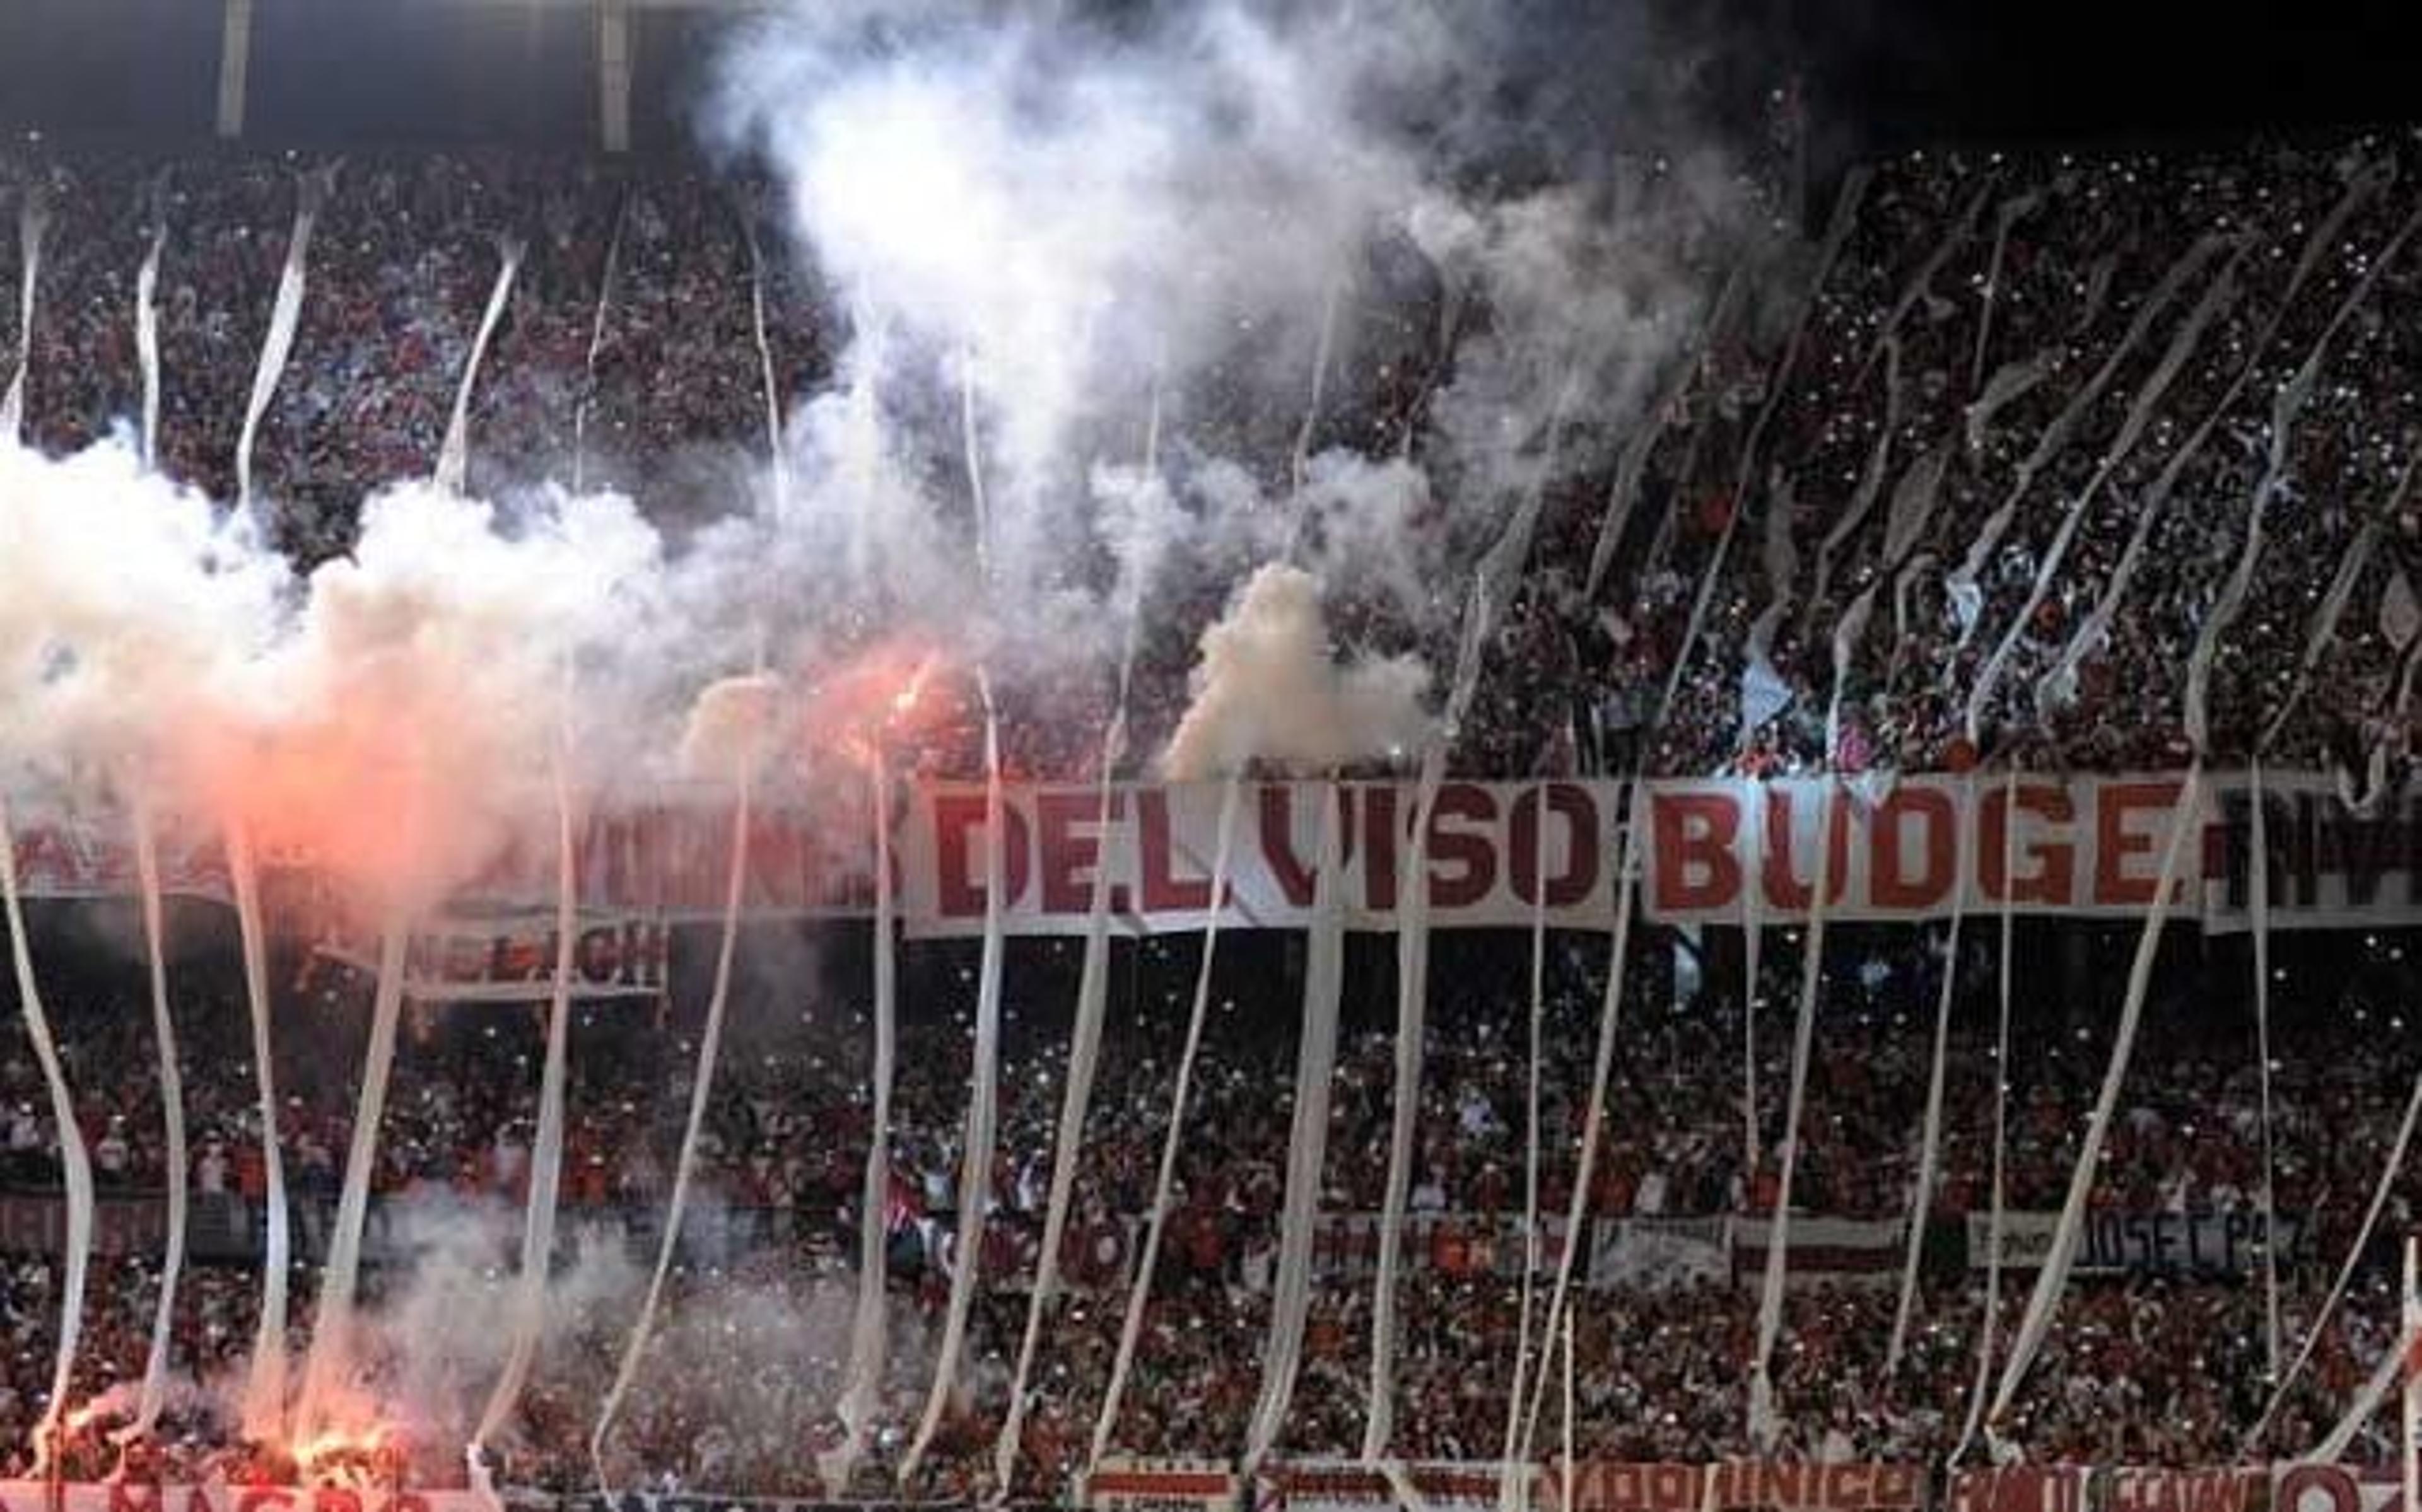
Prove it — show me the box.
[1969,192,2041,392]
[742,218,790,511]
[1884,773,1973,1379]
[0,189,46,444]
[2308,1313,2422,1463]
[1084,775,1244,1475]
[117,794,189,1450]
[2185,215,2422,748]
[569,195,627,495]
[1851,182,1991,390]
[1512,786,1645,1482]
[433,236,525,497]
[1942,235,2226,644]
[1241,790,1348,1472]
[992,705,1130,1492]
[1584,269,1745,600]
[1367,364,1577,1456]
[2261,445,2420,753]
[590,753,754,1492]
[1963,243,2244,737]
[469,737,581,1492]
[2026,163,2382,707]
[1984,769,2204,1436]
[136,185,166,472]
[901,350,1014,1482]
[0,793,95,1472]
[235,166,333,514]
[2248,763,2281,1382]
[2241,1064,2422,1451]
[1803,340,1905,618]
[1656,169,1869,728]
[899,690,1010,1486]
[228,819,293,1445]
[1951,764,2021,1464]
[829,757,898,1491]
[996,386,1162,1488]
[292,909,412,1443]
[1494,779,1553,1472]
[1745,776,1841,1450]
[1741,781,1765,1185]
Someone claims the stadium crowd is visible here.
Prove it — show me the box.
[3,124,2422,1500]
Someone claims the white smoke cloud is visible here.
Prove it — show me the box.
[1161,562,1432,779]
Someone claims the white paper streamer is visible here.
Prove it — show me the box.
[1243,793,1348,1471]
[743,219,790,511]
[293,911,411,1443]
[433,236,524,498]
[235,166,333,513]
[828,757,898,1492]
[1885,772,1972,1379]
[2249,762,2281,1383]
[469,740,580,1485]
[2242,1064,2422,1451]
[117,794,187,1450]
[1496,779,1553,1471]
[1084,776,1244,1475]
[1985,769,2204,1435]
[570,197,627,495]
[228,819,292,1445]
[1965,349,2057,456]
[1745,776,1840,1450]
[1512,785,1645,1480]
[591,753,753,1492]
[0,792,93,1472]
[2309,1318,2422,1462]
[1951,764,2020,1464]
[0,190,46,445]
[1965,242,2243,740]
[1970,192,2042,392]
[136,191,166,472]
[1943,235,2228,644]
[900,695,1010,1486]
[1656,168,1871,727]
[1365,750,1445,1461]
[993,707,1130,1492]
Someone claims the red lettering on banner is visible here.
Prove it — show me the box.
[932,791,1030,917]
[1361,786,1401,910]
[1762,790,1850,911]
[1651,794,1740,914]
[1138,790,1212,912]
[110,1485,161,1512]
[1261,786,1317,905]
[1036,789,1122,914]
[236,1491,295,1512]
[1427,784,1497,910]
[313,1492,361,1512]
[1980,784,2075,905]
[2094,781,2183,906]
[2272,1466,2373,1512]
[1510,784,1601,908]
[1871,787,1955,908]
[2112,1472,2250,1512]
[187,1490,223,1512]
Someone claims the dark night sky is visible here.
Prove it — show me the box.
[0,0,2413,155]
[1799,0,2419,154]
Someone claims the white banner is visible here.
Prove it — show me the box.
[13,772,2422,936]
[1258,1462,1522,1512]
[1966,1210,2310,1277]
[1086,1459,1239,1512]
[314,909,668,1003]
[1588,1216,1731,1290]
